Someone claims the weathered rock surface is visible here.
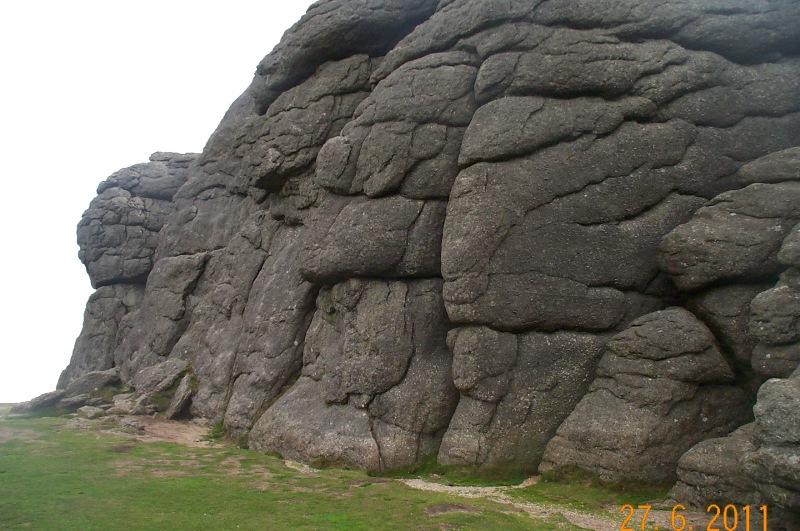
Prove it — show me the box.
[45,0,800,518]
[78,153,196,288]
[439,328,607,469]
[736,147,800,187]
[58,285,143,389]
[752,342,800,380]
[165,374,194,419]
[661,146,800,524]
[672,369,800,530]
[749,226,800,379]
[77,405,106,419]
[10,390,66,414]
[540,308,750,482]
[249,279,456,471]
[64,368,120,397]
[688,285,769,372]
[660,182,800,292]
[751,275,800,348]
[301,198,445,283]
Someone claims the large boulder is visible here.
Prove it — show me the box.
[540,308,750,483]
[672,368,800,530]
[249,279,457,471]
[659,182,800,292]
[77,153,196,288]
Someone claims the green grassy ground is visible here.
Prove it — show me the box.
[0,407,665,530]
[510,466,670,514]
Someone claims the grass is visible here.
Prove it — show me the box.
[509,466,672,515]
[0,412,539,530]
[204,420,227,441]
[0,407,665,530]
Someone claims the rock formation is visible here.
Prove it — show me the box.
[20,0,800,525]
[539,308,751,483]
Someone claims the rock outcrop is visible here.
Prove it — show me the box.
[672,369,800,530]
[665,150,800,529]
[59,153,196,388]
[539,308,751,482]
[439,327,606,469]
[27,0,798,521]
[249,279,457,470]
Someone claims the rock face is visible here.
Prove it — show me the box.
[665,149,800,527]
[59,153,196,389]
[50,0,800,517]
[249,279,457,470]
[672,369,800,530]
[539,308,750,482]
[438,328,606,470]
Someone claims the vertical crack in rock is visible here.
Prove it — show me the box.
[248,279,455,471]
[440,326,607,470]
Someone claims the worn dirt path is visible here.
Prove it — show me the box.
[0,425,39,444]
[402,478,620,530]
[402,478,714,531]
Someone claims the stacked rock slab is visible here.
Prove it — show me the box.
[54,0,800,497]
[539,308,750,482]
[671,369,800,530]
[667,148,800,528]
[59,152,196,388]
[751,222,800,378]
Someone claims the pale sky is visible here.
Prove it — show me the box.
[0,1,317,403]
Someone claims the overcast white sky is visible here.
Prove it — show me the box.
[0,1,316,403]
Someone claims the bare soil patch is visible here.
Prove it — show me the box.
[103,416,216,447]
[150,469,190,478]
[347,478,392,488]
[108,443,137,453]
[284,460,318,475]
[110,460,144,477]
